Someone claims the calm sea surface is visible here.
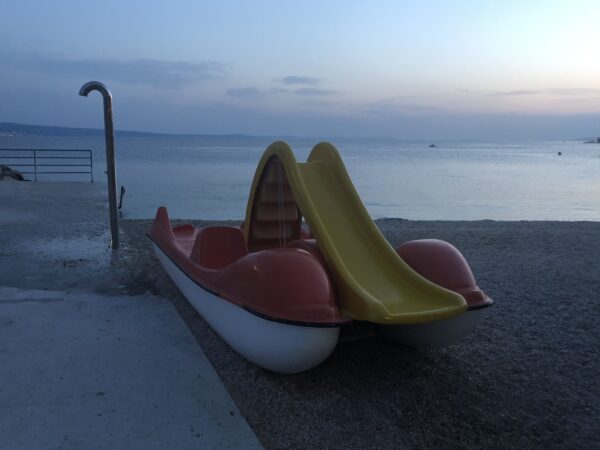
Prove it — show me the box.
[1,135,599,221]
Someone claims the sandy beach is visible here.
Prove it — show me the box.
[120,218,600,449]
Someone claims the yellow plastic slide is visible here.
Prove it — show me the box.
[242,141,467,324]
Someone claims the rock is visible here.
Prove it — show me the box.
[0,165,26,181]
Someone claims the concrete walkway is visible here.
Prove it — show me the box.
[0,182,262,449]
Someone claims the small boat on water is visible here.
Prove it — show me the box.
[151,141,493,373]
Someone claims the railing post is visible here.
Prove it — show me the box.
[89,150,94,183]
[33,149,38,181]
[79,81,119,249]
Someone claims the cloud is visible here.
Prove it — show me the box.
[6,54,227,89]
[358,96,448,116]
[228,86,334,99]
[225,77,334,100]
[226,87,266,99]
[460,88,600,97]
[280,76,320,86]
[294,88,336,96]
[267,87,290,94]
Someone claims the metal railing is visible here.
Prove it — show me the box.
[0,148,93,182]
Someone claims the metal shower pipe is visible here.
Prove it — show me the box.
[79,81,119,249]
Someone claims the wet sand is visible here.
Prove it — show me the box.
[121,219,600,449]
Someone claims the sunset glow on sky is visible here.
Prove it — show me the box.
[1,1,600,138]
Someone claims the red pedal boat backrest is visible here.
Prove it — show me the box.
[191,227,248,269]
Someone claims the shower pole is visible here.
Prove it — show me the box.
[79,81,119,249]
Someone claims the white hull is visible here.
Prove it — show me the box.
[377,308,485,348]
[153,243,339,374]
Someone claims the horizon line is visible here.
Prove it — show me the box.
[0,121,598,142]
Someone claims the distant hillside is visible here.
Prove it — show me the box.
[0,122,273,140]
[0,122,162,137]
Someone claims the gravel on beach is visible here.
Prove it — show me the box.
[120,219,600,450]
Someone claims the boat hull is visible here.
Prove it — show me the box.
[153,243,339,374]
[377,308,485,348]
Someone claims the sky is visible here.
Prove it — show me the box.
[1,0,600,139]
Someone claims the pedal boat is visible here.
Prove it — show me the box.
[149,207,347,374]
[288,237,493,348]
[382,239,493,347]
[151,141,493,373]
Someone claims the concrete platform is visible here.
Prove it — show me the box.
[0,182,114,292]
[0,182,262,449]
[0,287,261,449]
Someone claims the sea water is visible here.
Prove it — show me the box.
[1,135,599,221]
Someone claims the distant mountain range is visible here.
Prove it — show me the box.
[0,122,257,138]
[0,122,391,142]
[0,122,167,137]
[2,121,597,142]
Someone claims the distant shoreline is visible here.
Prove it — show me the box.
[0,122,262,139]
[1,122,598,142]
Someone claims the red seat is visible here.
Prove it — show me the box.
[190,227,248,269]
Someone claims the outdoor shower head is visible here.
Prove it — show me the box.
[79,81,111,98]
